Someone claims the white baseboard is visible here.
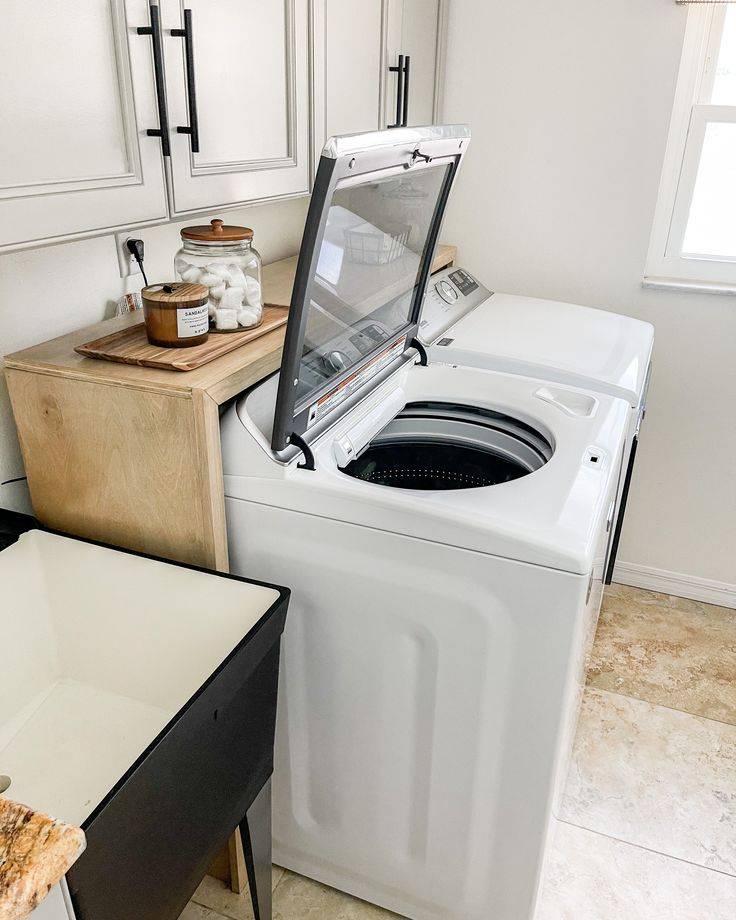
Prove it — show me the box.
[612,561,736,609]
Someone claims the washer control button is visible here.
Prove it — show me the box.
[436,280,459,303]
[323,350,350,373]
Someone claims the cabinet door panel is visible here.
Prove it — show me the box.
[399,0,441,126]
[385,0,444,129]
[194,1,289,164]
[3,3,128,185]
[162,0,314,215]
[325,0,385,139]
[0,0,168,251]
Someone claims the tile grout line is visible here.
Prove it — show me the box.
[188,899,236,920]
[557,817,736,881]
[190,865,289,915]
[584,682,736,731]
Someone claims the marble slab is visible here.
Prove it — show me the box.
[536,820,736,920]
[0,796,84,920]
[561,688,736,875]
[589,586,736,724]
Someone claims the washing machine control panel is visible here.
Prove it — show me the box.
[301,319,393,390]
[419,266,493,345]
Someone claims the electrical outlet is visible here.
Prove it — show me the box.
[115,232,143,278]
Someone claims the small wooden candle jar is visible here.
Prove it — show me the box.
[142,283,209,348]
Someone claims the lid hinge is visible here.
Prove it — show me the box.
[289,432,316,471]
[410,338,428,366]
[411,149,433,165]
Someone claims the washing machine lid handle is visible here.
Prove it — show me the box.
[270,125,471,456]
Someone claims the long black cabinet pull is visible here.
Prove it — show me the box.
[171,9,200,153]
[137,4,171,156]
[388,53,411,128]
[388,54,405,128]
[401,54,411,127]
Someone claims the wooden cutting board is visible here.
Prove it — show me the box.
[75,304,288,372]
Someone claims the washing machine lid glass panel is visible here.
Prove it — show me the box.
[270,125,471,453]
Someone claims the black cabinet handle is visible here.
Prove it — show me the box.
[401,54,410,127]
[388,53,411,128]
[137,4,170,156]
[388,54,404,128]
[171,9,200,153]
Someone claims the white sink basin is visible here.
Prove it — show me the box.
[1,530,278,827]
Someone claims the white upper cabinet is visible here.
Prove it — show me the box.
[322,0,446,146]
[160,0,315,215]
[1,0,447,251]
[0,0,168,251]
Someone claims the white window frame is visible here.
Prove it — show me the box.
[645,4,736,293]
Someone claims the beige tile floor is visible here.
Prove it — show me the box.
[180,585,736,919]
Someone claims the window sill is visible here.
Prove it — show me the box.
[642,276,736,296]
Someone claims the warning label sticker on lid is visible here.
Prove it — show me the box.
[307,335,408,428]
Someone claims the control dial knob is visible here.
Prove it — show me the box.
[323,350,350,373]
[435,279,459,304]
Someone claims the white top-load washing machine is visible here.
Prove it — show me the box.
[221,126,630,920]
[419,271,654,584]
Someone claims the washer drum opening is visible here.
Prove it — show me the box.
[341,401,553,491]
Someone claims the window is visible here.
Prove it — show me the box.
[646,5,736,291]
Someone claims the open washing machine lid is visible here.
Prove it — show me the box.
[270,125,471,455]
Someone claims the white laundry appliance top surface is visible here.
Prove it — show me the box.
[223,362,630,576]
[0,531,279,827]
[426,289,653,408]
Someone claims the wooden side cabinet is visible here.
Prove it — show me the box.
[4,246,456,572]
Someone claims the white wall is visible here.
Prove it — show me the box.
[441,0,736,590]
[0,197,309,514]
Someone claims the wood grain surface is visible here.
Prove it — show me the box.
[5,369,215,568]
[74,305,288,372]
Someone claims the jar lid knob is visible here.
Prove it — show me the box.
[211,218,224,235]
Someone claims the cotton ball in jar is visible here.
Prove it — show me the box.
[206,263,232,283]
[210,283,227,300]
[199,271,222,287]
[237,306,262,328]
[220,286,245,309]
[215,307,238,330]
[243,276,262,308]
[181,265,203,284]
[228,265,247,289]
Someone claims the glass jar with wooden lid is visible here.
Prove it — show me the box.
[175,218,263,332]
[142,282,209,348]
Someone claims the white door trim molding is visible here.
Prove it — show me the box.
[613,561,736,609]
